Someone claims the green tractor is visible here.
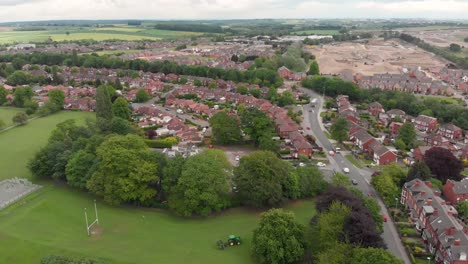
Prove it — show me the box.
[216,235,241,250]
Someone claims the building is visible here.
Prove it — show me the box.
[444,179,468,205]
[389,122,403,138]
[351,129,376,152]
[438,124,463,141]
[387,109,406,120]
[401,179,468,264]
[414,115,439,133]
[368,141,398,165]
[368,101,384,116]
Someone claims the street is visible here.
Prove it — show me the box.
[299,88,411,264]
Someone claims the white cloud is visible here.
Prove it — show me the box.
[0,0,466,22]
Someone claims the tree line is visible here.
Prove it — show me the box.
[301,76,468,129]
[154,23,224,33]
[0,52,284,88]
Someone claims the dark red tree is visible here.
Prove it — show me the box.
[146,129,157,140]
[424,147,463,183]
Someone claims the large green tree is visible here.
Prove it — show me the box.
[296,166,327,197]
[112,97,132,120]
[168,149,231,216]
[96,85,113,120]
[397,123,416,147]
[162,154,185,196]
[0,85,7,105]
[330,117,349,143]
[351,247,403,264]
[48,89,65,108]
[209,111,242,145]
[457,201,468,219]
[135,89,150,103]
[12,86,33,107]
[240,108,275,145]
[252,209,306,264]
[234,151,296,208]
[12,112,28,125]
[407,161,432,181]
[87,134,158,205]
[308,60,320,75]
[65,150,96,189]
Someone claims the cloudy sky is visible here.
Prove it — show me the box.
[0,0,467,22]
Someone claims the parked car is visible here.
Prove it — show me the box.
[299,162,306,167]
[165,108,170,111]
[351,179,358,185]
[235,156,240,161]
[343,167,350,173]
[316,162,326,167]
[383,214,388,222]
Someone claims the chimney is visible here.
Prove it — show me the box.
[425,181,433,188]
[434,190,441,197]
[421,191,426,197]
[454,238,461,246]
[433,208,438,217]
[449,208,454,217]
[415,180,421,187]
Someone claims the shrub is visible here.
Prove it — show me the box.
[144,137,178,148]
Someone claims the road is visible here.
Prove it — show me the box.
[299,88,411,264]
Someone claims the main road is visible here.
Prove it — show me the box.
[299,87,411,264]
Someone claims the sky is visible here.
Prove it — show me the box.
[0,0,467,22]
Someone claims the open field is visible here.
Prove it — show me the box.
[0,110,93,181]
[401,27,468,48]
[310,38,449,76]
[0,185,315,264]
[0,107,25,127]
[0,26,203,44]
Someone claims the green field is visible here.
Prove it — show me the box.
[0,26,204,44]
[0,107,316,263]
[0,184,315,264]
[0,110,93,180]
[292,30,339,35]
[0,107,25,127]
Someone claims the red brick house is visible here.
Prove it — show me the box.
[424,134,451,147]
[351,129,376,152]
[277,66,292,80]
[368,101,384,116]
[444,179,468,205]
[413,146,432,161]
[401,179,468,264]
[389,122,403,138]
[369,141,397,165]
[413,115,439,132]
[292,137,313,157]
[438,123,463,140]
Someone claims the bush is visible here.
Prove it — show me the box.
[144,137,178,148]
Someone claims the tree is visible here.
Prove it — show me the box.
[351,247,403,264]
[449,43,462,52]
[240,108,275,145]
[12,112,28,125]
[394,138,406,150]
[0,85,7,105]
[308,60,320,75]
[95,85,113,121]
[40,255,100,264]
[250,88,261,98]
[278,90,294,107]
[258,134,279,153]
[112,97,132,120]
[371,173,399,204]
[110,117,134,135]
[234,151,295,208]
[162,154,185,195]
[330,117,349,142]
[209,111,242,145]
[314,201,351,250]
[193,79,202,87]
[345,210,385,248]
[65,150,96,189]
[7,70,30,85]
[424,147,463,182]
[397,123,416,147]
[252,209,306,264]
[168,149,231,216]
[135,89,150,102]
[407,161,432,181]
[457,201,468,219]
[48,89,65,110]
[87,134,158,205]
[296,166,327,197]
[236,85,248,95]
[12,86,33,107]
[317,242,352,264]
[24,100,39,115]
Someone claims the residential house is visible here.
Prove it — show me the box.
[444,179,468,205]
[351,130,376,152]
[401,179,468,264]
[413,146,432,161]
[389,122,403,138]
[438,124,463,140]
[368,141,397,165]
[368,101,384,116]
[277,66,292,80]
[414,115,439,132]
[424,134,451,147]
[387,109,406,120]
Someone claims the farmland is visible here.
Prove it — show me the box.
[0,26,204,44]
[310,38,449,76]
[0,110,93,181]
[291,29,339,35]
[400,27,468,48]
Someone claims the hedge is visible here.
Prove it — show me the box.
[145,137,178,148]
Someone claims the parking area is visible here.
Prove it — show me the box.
[213,145,257,166]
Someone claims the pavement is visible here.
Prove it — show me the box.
[299,87,411,264]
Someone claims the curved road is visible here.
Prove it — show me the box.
[300,88,411,264]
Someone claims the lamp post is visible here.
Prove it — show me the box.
[394,197,399,210]
[427,256,431,264]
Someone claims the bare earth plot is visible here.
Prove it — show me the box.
[402,28,468,48]
[310,38,449,76]
[0,178,41,210]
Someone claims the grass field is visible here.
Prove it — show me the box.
[0,107,25,127]
[0,185,315,264]
[0,26,203,44]
[0,110,93,181]
[292,30,339,35]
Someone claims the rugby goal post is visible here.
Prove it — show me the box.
[84,200,99,236]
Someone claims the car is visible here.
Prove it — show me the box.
[306,127,311,130]
[308,109,312,112]
[334,147,341,153]
[299,162,306,167]
[235,156,240,161]
[316,162,326,167]
[351,179,358,185]
[165,108,170,111]
[383,214,388,222]
[151,104,156,107]
[343,167,350,173]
